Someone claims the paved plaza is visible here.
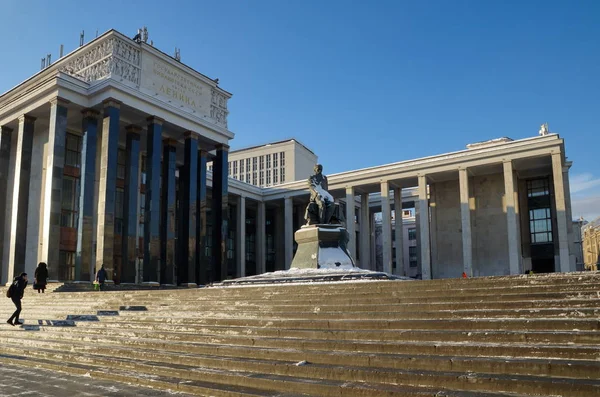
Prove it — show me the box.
[0,363,191,396]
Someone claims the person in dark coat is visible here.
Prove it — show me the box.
[34,262,48,293]
[7,272,28,326]
[95,264,107,291]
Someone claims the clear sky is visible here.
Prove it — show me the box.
[1,0,598,220]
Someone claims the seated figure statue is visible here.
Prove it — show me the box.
[305,164,336,225]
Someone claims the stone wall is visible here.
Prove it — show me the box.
[430,179,463,278]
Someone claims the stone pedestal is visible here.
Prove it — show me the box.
[290,225,355,269]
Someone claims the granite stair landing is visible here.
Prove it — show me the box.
[0,272,599,396]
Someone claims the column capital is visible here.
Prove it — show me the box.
[125,125,143,135]
[215,143,230,151]
[183,131,198,140]
[198,149,209,157]
[102,98,122,109]
[49,97,70,107]
[81,108,100,118]
[0,125,13,133]
[502,159,513,164]
[147,116,165,125]
[18,114,36,123]
[163,138,178,147]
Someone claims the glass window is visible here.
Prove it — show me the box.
[266,169,271,186]
[266,154,271,169]
[409,246,418,267]
[115,188,124,235]
[273,168,278,184]
[259,155,264,170]
[64,133,81,168]
[252,172,257,185]
[140,156,147,185]
[273,154,278,168]
[408,228,416,240]
[259,170,264,186]
[246,173,251,184]
[529,206,553,244]
[252,157,257,171]
[280,167,285,183]
[280,152,285,166]
[527,178,550,198]
[117,149,126,180]
[58,251,76,281]
[61,176,79,228]
[239,159,244,174]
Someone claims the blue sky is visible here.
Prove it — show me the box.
[1,0,599,220]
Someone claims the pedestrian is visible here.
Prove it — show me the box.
[34,262,48,293]
[7,272,28,326]
[95,264,107,291]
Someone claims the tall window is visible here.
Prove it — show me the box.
[408,228,416,240]
[259,170,264,186]
[252,157,257,171]
[58,251,76,281]
[409,246,418,267]
[273,154,278,168]
[115,188,124,235]
[246,173,251,184]
[252,172,257,185]
[266,169,271,186]
[61,176,79,228]
[529,208,553,243]
[259,155,264,170]
[65,133,81,168]
[280,152,285,166]
[273,168,278,184]
[239,159,244,174]
[233,161,238,177]
[140,156,147,185]
[117,149,126,180]
[266,154,271,169]
[280,167,285,183]
[527,178,550,197]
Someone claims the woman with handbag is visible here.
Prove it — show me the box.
[34,262,48,293]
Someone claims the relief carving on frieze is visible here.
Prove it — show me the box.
[210,88,229,128]
[60,36,141,85]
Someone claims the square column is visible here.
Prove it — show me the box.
[7,115,35,282]
[393,188,404,276]
[459,168,473,277]
[380,181,392,274]
[284,197,293,269]
[359,193,371,269]
[236,195,246,277]
[121,126,141,283]
[256,201,266,274]
[40,98,69,275]
[551,153,571,272]
[143,116,163,283]
[95,100,121,280]
[196,149,209,284]
[0,126,12,283]
[417,175,431,279]
[75,109,99,281]
[160,139,177,285]
[212,144,229,282]
[179,132,198,285]
[345,186,356,260]
[503,161,520,275]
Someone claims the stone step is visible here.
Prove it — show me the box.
[3,331,599,378]
[24,322,600,346]
[1,343,598,396]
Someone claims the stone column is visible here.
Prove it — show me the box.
[0,126,12,283]
[393,188,404,276]
[359,193,370,269]
[345,186,356,260]
[196,149,208,284]
[212,144,229,281]
[417,175,431,279]
[7,115,35,281]
[179,132,198,285]
[39,99,68,277]
[459,168,473,277]
[551,153,571,273]
[95,100,121,280]
[380,181,392,274]
[256,201,266,274]
[75,110,99,281]
[119,126,141,284]
[236,195,246,277]
[284,197,293,269]
[563,162,575,271]
[143,116,163,283]
[160,139,177,285]
[503,160,520,275]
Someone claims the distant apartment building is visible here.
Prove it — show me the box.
[582,217,600,271]
[208,139,318,187]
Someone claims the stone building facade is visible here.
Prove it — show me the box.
[582,218,600,271]
[0,29,578,285]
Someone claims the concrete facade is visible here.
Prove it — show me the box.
[582,217,600,271]
[0,29,579,284]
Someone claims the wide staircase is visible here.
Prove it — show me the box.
[0,272,599,396]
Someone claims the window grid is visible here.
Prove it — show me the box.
[273,168,278,184]
[280,167,285,183]
[266,169,271,186]
[273,154,278,168]
[266,154,271,169]
[259,170,264,186]
[408,228,416,240]
[65,133,81,168]
[280,152,285,166]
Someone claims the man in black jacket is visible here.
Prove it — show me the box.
[7,272,28,326]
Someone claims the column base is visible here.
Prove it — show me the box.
[291,225,356,269]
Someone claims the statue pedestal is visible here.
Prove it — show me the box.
[290,225,355,269]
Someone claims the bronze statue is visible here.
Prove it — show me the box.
[305,164,344,225]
